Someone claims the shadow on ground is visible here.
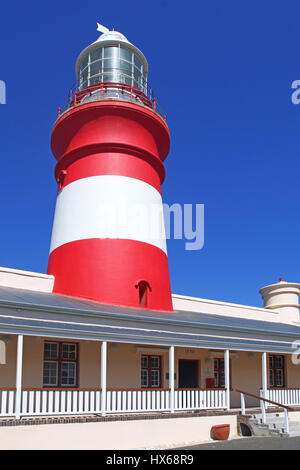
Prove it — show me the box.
[177,436,300,450]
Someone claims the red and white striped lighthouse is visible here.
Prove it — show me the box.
[47,24,173,311]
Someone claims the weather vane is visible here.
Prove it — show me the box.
[96,22,110,34]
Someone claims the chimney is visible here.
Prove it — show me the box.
[259,279,300,322]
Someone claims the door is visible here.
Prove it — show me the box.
[178,360,198,388]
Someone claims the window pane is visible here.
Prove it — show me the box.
[102,58,119,70]
[120,59,132,73]
[276,370,283,387]
[220,372,225,388]
[79,55,88,72]
[43,361,58,386]
[269,370,274,387]
[44,342,58,360]
[102,73,113,82]
[151,370,159,387]
[141,356,148,368]
[151,356,160,368]
[120,48,132,62]
[104,47,119,58]
[275,356,283,368]
[90,76,99,85]
[62,343,77,360]
[81,68,88,84]
[141,370,148,387]
[61,362,76,386]
[90,47,102,62]
[122,75,132,86]
[90,61,101,77]
[134,54,142,70]
[214,372,219,388]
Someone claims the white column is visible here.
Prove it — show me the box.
[224,349,230,410]
[169,346,175,413]
[101,341,107,416]
[262,352,268,409]
[241,393,246,415]
[15,335,23,420]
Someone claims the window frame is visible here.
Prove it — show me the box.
[269,355,285,388]
[213,358,225,389]
[43,341,79,388]
[141,355,162,389]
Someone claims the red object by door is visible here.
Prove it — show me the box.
[206,378,215,388]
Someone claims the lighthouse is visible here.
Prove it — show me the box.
[47,24,173,311]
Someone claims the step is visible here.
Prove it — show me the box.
[252,413,281,419]
[273,425,300,433]
[286,431,300,437]
[251,419,300,429]
[247,413,300,437]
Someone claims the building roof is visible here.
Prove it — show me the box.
[0,286,300,354]
[0,285,298,336]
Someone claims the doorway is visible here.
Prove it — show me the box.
[178,360,199,388]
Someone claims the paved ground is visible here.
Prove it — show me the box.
[177,436,300,450]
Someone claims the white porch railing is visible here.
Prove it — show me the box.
[261,388,300,407]
[0,389,16,417]
[21,389,102,416]
[0,387,227,418]
[106,388,170,413]
[174,388,227,410]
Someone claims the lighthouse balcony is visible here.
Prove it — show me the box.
[57,71,166,122]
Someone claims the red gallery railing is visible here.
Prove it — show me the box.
[56,70,166,122]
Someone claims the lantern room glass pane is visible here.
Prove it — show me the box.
[80,55,88,72]
[134,55,142,71]
[102,58,118,70]
[90,47,102,62]
[120,48,132,62]
[90,61,101,77]
[78,45,147,96]
[120,59,132,73]
[104,46,119,58]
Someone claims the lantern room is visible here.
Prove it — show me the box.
[75,27,148,100]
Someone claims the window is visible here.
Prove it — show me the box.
[77,45,147,93]
[213,358,225,388]
[43,341,78,388]
[141,355,161,388]
[136,280,151,308]
[269,355,285,388]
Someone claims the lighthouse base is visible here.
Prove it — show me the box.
[47,238,173,311]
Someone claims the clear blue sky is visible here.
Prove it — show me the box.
[0,1,299,308]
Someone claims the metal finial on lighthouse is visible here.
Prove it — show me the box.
[96,22,109,34]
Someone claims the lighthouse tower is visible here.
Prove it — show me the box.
[47,24,173,311]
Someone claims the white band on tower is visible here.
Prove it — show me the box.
[49,174,167,254]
